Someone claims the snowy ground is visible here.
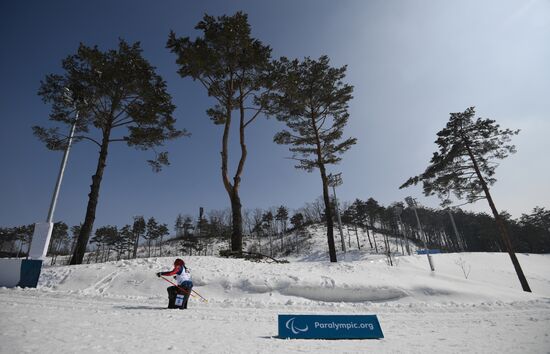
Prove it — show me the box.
[2,227,550,353]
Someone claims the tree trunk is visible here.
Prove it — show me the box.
[70,126,112,265]
[370,220,379,253]
[230,193,244,252]
[269,226,273,257]
[280,225,284,251]
[464,142,532,292]
[404,229,405,256]
[310,111,337,262]
[17,240,23,258]
[103,245,108,263]
[448,210,462,252]
[126,240,132,260]
[398,216,410,255]
[355,224,361,249]
[219,92,246,254]
[70,236,77,257]
[400,229,406,255]
[159,235,163,257]
[132,231,140,259]
[50,237,62,266]
[320,167,337,262]
[257,231,262,254]
[364,225,372,249]
[382,227,393,266]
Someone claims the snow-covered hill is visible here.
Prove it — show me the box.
[278,224,420,262]
[2,228,550,353]
[64,223,420,265]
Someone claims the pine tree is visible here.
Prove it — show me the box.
[364,198,380,253]
[167,12,272,254]
[119,225,133,260]
[519,207,550,253]
[131,216,146,259]
[262,211,274,256]
[101,226,118,262]
[289,212,305,251]
[91,226,116,263]
[275,206,289,234]
[48,222,69,265]
[69,225,81,258]
[144,218,159,258]
[275,206,289,250]
[90,229,104,263]
[250,208,264,253]
[521,207,550,231]
[400,106,530,292]
[290,213,304,229]
[157,223,169,257]
[0,228,13,254]
[35,40,188,265]
[345,200,363,249]
[267,56,356,262]
[14,225,34,257]
[182,217,194,237]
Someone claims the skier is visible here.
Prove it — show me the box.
[156,258,193,309]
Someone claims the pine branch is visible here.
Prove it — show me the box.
[74,135,102,147]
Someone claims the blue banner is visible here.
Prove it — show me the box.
[278,314,384,339]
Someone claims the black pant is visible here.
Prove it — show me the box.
[167,284,192,309]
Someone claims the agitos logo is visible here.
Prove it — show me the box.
[285,317,309,334]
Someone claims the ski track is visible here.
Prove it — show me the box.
[2,250,550,353]
[87,270,120,294]
[1,290,550,354]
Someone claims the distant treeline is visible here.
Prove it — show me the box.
[1,199,548,263]
[337,199,550,254]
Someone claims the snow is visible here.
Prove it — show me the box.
[1,227,550,353]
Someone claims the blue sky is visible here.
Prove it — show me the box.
[1,0,549,230]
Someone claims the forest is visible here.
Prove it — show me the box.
[1,200,548,265]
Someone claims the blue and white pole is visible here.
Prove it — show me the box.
[29,88,79,261]
[0,89,79,288]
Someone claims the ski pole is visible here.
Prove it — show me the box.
[159,276,196,299]
[159,276,208,302]
[190,288,208,303]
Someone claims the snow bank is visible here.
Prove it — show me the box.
[2,252,550,353]
[34,252,550,306]
[4,224,550,353]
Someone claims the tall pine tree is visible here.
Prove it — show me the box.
[400,106,530,292]
[267,56,356,262]
[35,40,188,264]
[167,12,272,254]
